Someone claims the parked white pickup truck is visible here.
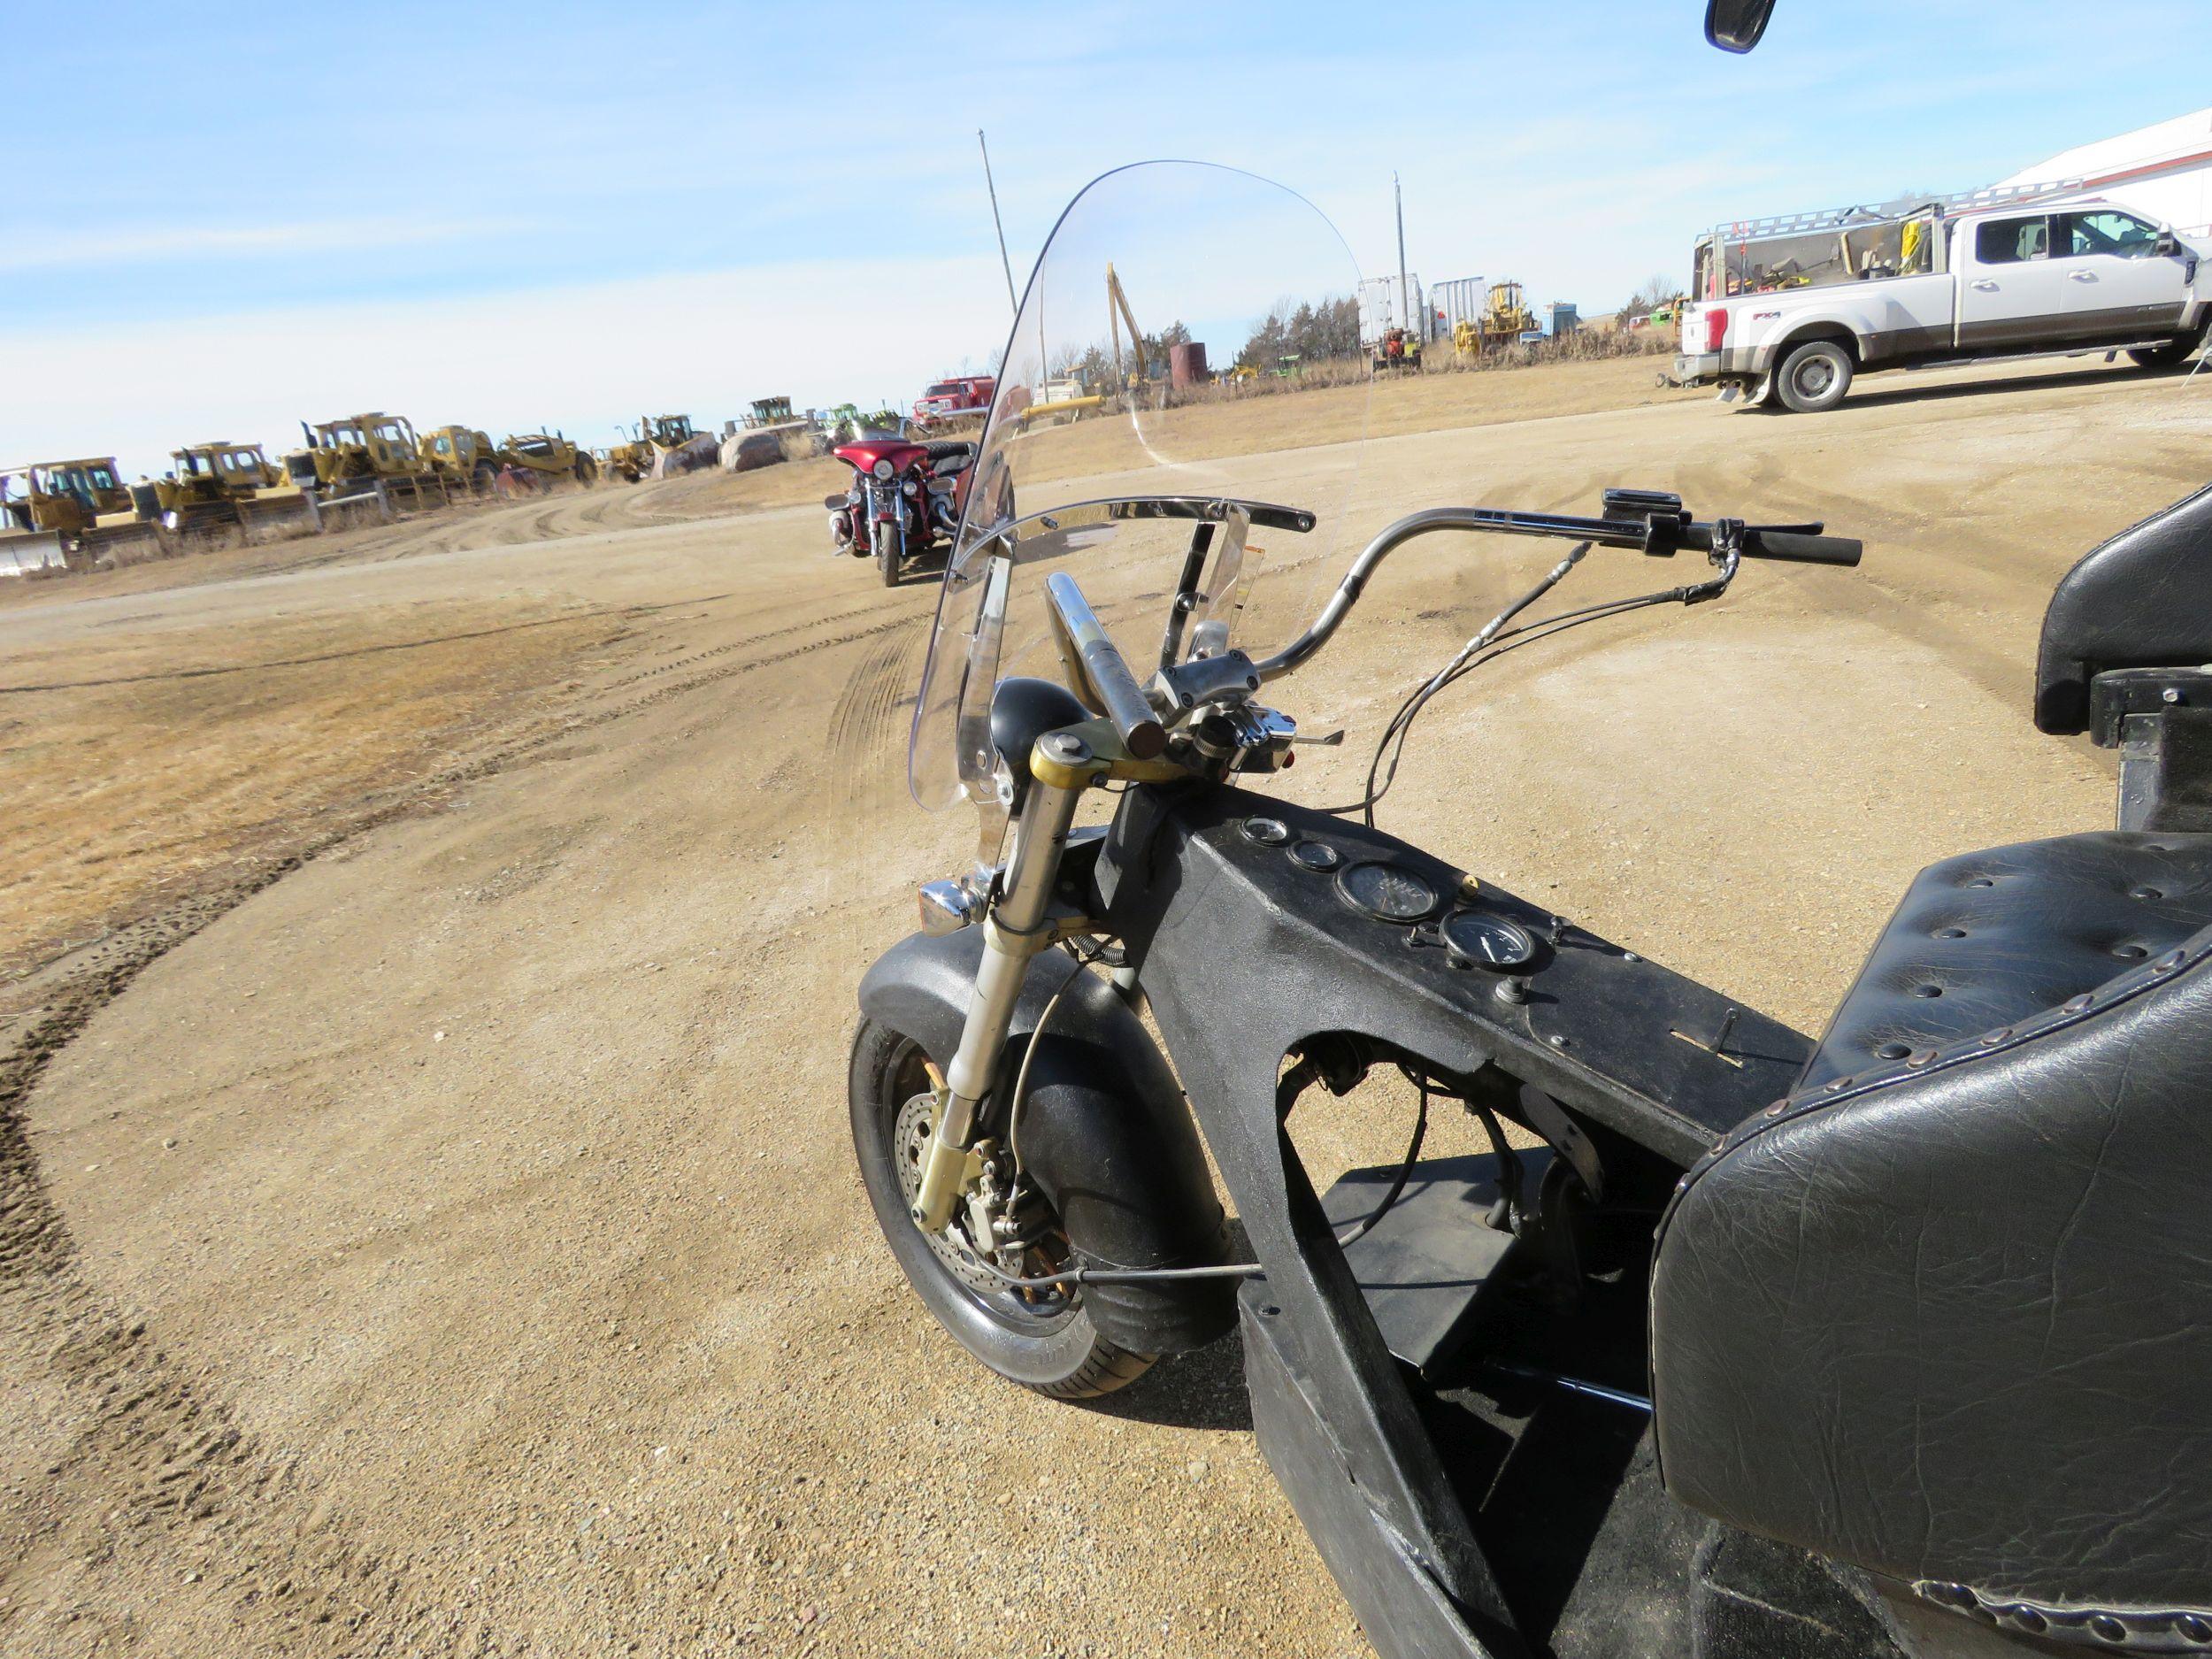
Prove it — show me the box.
[1673,188,2212,411]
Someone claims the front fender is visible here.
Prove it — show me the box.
[856,929,1234,1354]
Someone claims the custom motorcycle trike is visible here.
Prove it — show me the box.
[847,150,2211,1659]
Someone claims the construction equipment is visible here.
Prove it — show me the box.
[1450,280,1541,353]
[419,426,500,488]
[1373,325,1422,372]
[744,396,795,429]
[134,442,282,525]
[0,457,131,536]
[607,414,712,481]
[1106,263,1146,391]
[285,412,430,492]
[420,426,599,490]
[503,432,598,488]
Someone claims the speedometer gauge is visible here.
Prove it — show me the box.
[1440,910,1538,972]
[1337,862,1440,924]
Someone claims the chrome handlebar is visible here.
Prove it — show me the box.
[1015,498,1861,749]
[1249,504,1862,681]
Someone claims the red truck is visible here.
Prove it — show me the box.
[910,375,995,423]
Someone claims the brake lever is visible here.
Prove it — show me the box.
[1290,728,1346,747]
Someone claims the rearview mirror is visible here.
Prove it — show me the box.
[1704,0,1775,50]
[2156,231,2181,257]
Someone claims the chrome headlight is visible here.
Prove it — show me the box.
[902,479,919,498]
[872,458,895,480]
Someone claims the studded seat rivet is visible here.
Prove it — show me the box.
[1980,1028,2012,1045]
[2158,949,2188,971]
[2064,994,2094,1012]
[1824,1077,1850,1092]
[2177,1613,2212,1644]
[2092,1615,2128,1644]
[1907,1048,1937,1067]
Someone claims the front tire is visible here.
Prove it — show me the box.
[1775,338,1854,412]
[848,1018,1156,1398]
[872,521,900,586]
[2128,326,2208,369]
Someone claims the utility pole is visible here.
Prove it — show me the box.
[1394,172,1411,342]
[979,129,1018,316]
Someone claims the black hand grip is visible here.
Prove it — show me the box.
[1742,529,1863,566]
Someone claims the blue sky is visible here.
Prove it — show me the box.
[6,0,2208,474]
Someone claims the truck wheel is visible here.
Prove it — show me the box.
[1776,340,1854,412]
[2128,328,2208,370]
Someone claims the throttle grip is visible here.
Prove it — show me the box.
[1742,530,1863,566]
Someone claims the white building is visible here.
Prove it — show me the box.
[2001,107,2212,239]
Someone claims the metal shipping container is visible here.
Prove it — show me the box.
[1357,273,1427,348]
[1430,276,1488,339]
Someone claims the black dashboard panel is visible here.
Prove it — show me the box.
[1098,784,1809,1168]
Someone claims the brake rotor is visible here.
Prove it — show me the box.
[893,1091,1005,1297]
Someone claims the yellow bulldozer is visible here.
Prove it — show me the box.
[1,457,132,536]
[1453,280,1541,354]
[133,442,282,526]
[285,412,432,493]
[605,413,708,482]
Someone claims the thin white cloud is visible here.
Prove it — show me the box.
[0,217,532,273]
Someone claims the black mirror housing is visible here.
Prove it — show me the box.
[1705,0,1775,50]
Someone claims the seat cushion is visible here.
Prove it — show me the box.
[1800,832,2212,1091]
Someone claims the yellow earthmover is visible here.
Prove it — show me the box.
[607,413,708,482]
[419,425,500,488]
[134,441,282,525]
[421,426,600,492]
[1,457,131,536]
[1455,281,1540,353]
[285,412,432,493]
[503,431,598,488]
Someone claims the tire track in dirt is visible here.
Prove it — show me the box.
[0,595,940,1655]
[0,841,501,1655]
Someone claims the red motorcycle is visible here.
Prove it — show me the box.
[826,434,975,587]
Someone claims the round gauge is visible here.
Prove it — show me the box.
[1240,816,1290,846]
[1440,910,1539,972]
[1337,861,1440,924]
[1289,841,1340,872]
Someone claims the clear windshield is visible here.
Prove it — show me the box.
[907,161,1371,810]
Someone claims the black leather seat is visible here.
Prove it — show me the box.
[1798,831,2212,1090]
[1647,480,2212,1646]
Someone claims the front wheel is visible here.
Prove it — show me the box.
[2128,326,2208,369]
[848,1018,1156,1398]
[872,520,900,586]
[1775,338,1854,412]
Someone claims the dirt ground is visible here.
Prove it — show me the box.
[3,351,2207,1658]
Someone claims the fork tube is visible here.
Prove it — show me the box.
[910,745,1089,1231]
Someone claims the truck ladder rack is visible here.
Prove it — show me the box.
[1709,177,2088,243]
